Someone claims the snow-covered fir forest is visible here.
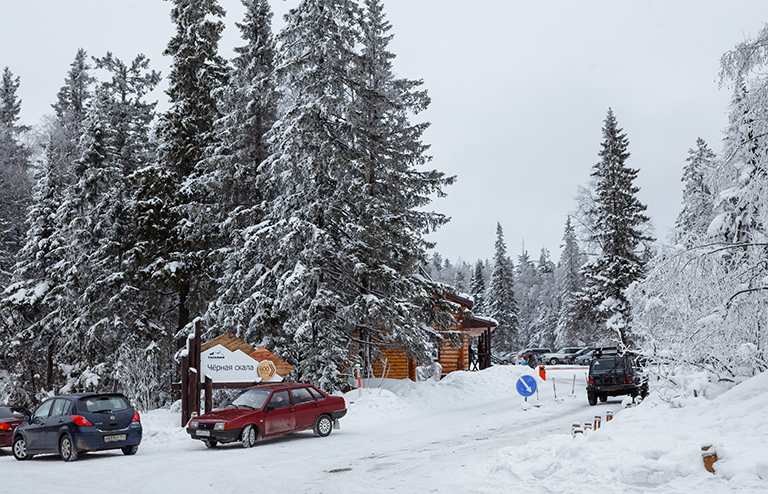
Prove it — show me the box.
[0,0,766,409]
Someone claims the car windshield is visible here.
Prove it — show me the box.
[79,395,131,413]
[228,389,270,409]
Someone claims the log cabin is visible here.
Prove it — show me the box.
[369,293,497,381]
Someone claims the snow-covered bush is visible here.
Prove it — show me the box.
[115,342,169,411]
[629,241,767,383]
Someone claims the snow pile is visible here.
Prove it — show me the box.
[496,371,768,493]
[346,364,542,415]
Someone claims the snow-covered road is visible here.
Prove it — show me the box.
[8,365,761,494]
[2,365,604,493]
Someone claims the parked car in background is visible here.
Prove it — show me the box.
[12,393,142,461]
[491,351,515,365]
[187,382,347,449]
[570,348,598,365]
[0,405,30,448]
[514,348,552,365]
[573,347,619,366]
[540,347,584,365]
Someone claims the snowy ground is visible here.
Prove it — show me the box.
[2,365,766,493]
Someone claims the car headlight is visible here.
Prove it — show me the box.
[214,422,227,431]
[189,420,198,430]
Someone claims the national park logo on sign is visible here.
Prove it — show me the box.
[258,360,276,380]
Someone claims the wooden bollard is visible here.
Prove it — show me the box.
[571,423,582,436]
[606,410,613,421]
[701,446,717,474]
[594,416,601,430]
[584,421,593,431]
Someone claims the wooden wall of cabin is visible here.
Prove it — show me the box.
[437,331,467,374]
[371,349,411,380]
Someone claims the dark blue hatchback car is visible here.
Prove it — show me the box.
[12,392,142,461]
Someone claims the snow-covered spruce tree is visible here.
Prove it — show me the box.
[51,49,94,173]
[469,260,487,315]
[0,53,95,402]
[145,0,229,346]
[707,80,765,246]
[452,263,467,293]
[203,0,281,346]
[581,109,652,348]
[527,247,559,349]
[514,247,538,346]
[347,0,456,378]
[0,141,66,404]
[554,216,590,347]
[0,67,33,401]
[46,54,162,396]
[0,67,32,288]
[260,0,455,390]
[485,223,518,352]
[675,138,716,244]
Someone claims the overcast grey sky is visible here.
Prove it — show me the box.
[1,1,766,265]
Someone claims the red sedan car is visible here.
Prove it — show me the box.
[0,405,31,448]
[187,382,347,448]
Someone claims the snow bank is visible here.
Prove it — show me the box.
[496,371,768,493]
[345,365,543,417]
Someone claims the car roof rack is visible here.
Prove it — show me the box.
[593,347,619,358]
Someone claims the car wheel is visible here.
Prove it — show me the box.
[13,436,32,461]
[122,444,139,455]
[587,391,597,406]
[241,424,258,448]
[313,414,333,437]
[599,394,607,403]
[204,438,218,449]
[549,358,559,365]
[59,434,78,462]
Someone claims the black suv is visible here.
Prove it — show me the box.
[586,352,648,406]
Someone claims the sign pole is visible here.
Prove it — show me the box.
[180,353,189,427]
[356,364,362,398]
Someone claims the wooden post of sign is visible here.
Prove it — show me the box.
[180,319,203,427]
[205,376,213,415]
[181,353,190,427]
[192,320,202,417]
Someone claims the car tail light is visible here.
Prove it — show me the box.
[0,422,10,431]
[71,415,93,426]
[132,411,141,423]
[589,377,594,386]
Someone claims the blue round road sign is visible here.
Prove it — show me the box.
[516,375,537,397]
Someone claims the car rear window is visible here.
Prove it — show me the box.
[0,406,26,419]
[592,358,629,372]
[79,395,131,413]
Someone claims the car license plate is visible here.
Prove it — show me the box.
[104,434,127,443]
[196,430,210,437]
